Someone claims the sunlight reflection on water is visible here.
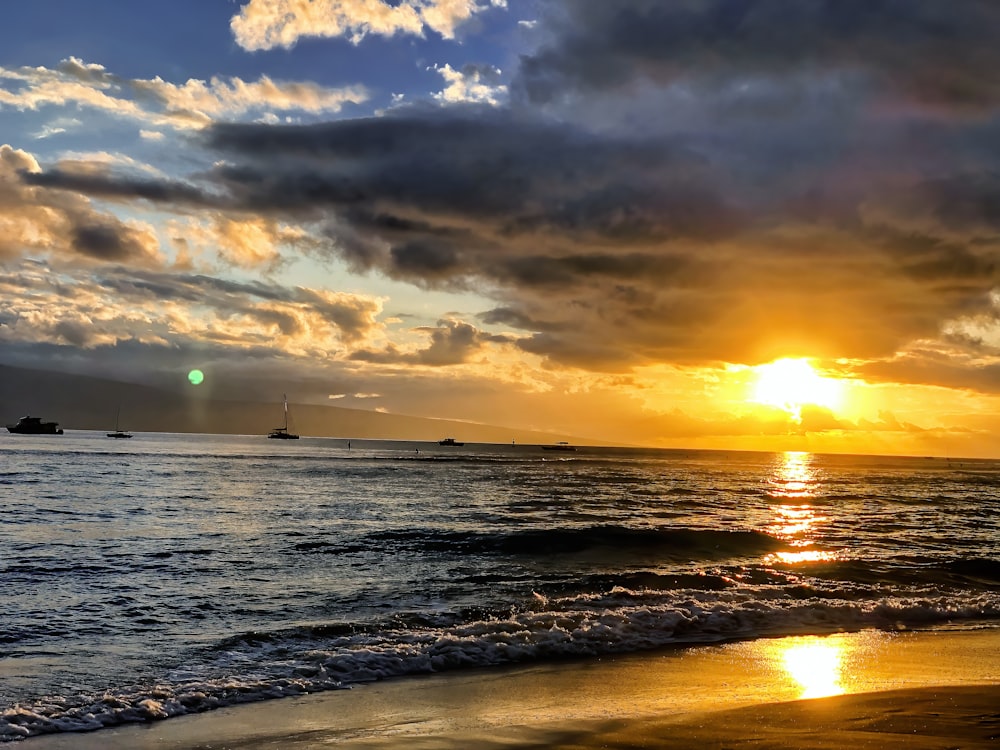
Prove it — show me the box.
[767,451,816,501]
[764,452,838,564]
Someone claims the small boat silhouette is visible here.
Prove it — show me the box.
[542,441,576,452]
[268,394,300,439]
[6,415,64,435]
[107,406,132,439]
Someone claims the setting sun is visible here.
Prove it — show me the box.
[751,358,844,422]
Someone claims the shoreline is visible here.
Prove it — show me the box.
[21,627,1000,749]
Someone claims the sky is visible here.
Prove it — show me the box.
[2,0,1000,457]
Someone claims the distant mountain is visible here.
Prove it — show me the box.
[0,364,580,445]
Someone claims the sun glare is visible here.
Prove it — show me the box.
[751,358,843,422]
[780,639,845,699]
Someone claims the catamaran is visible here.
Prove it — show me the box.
[267,394,299,439]
[107,406,133,439]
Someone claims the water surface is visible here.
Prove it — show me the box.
[2,433,998,740]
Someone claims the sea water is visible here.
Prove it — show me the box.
[1,432,998,741]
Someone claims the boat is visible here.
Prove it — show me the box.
[438,437,464,446]
[542,441,576,452]
[107,406,132,439]
[6,415,64,435]
[267,394,299,439]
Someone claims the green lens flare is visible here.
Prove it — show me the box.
[187,369,205,385]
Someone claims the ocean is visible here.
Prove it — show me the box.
[2,432,998,742]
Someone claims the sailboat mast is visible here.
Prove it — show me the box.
[283,394,288,430]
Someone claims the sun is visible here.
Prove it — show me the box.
[751,358,844,422]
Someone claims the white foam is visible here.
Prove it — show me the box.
[4,590,998,740]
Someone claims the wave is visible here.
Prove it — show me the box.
[768,557,1000,591]
[4,587,999,741]
[294,525,787,562]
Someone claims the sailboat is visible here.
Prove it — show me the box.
[267,394,299,439]
[106,406,133,439]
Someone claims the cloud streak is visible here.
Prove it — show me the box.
[0,260,386,359]
[0,58,368,131]
[231,0,507,50]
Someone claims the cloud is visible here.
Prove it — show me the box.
[0,260,386,366]
[23,74,1000,375]
[32,117,81,140]
[167,216,318,271]
[71,222,156,262]
[350,318,511,365]
[11,1,1000,404]
[200,110,733,241]
[231,0,507,50]
[21,165,216,207]
[188,101,999,368]
[431,63,506,105]
[0,144,162,266]
[856,349,1000,394]
[513,0,1000,112]
[0,57,368,131]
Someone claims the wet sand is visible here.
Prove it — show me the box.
[23,628,1000,749]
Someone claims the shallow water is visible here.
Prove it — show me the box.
[2,433,998,740]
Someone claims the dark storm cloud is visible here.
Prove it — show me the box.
[494,251,702,288]
[479,307,557,332]
[197,110,746,309]
[203,111,727,234]
[871,173,1000,235]
[514,0,1000,110]
[390,240,461,278]
[71,223,146,262]
[20,169,214,206]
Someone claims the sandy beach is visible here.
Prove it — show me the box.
[21,627,999,749]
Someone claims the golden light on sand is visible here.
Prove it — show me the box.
[751,358,844,422]
[780,639,845,699]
